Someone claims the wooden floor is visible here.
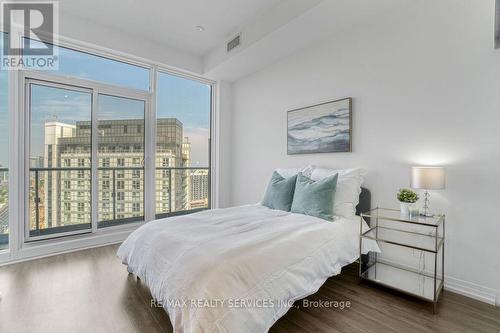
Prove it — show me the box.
[1,245,499,333]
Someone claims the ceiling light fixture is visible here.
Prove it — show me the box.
[195,26,205,32]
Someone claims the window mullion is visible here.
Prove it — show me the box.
[144,66,157,222]
[91,90,99,232]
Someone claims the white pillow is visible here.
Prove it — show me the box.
[275,165,313,178]
[310,167,366,218]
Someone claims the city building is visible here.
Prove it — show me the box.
[190,169,209,209]
[34,118,205,232]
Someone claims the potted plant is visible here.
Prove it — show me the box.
[397,188,419,217]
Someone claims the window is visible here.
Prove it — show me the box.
[98,95,144,226]
[117,203,125,213]
[28,83,92,238]
[155,72,211,217]
[0,33,9,250]
[21,40,150,238]
[11,37,213,247]
[26,39,150,91]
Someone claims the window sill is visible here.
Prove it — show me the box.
[0,222,143,266]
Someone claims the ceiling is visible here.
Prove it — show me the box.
[58,0,411,80]
[59,0,282,56]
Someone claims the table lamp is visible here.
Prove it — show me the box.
[410,166,446,217]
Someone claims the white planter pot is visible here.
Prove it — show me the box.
[399,202,418,218]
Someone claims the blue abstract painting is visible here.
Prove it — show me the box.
[287,98,351,154]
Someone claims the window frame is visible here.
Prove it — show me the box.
[21,71,151,242]
[154,69,213,218]
[1,29,217,263]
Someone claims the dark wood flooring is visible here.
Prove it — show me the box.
[1,244,499,333]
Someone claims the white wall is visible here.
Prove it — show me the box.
[216,81,233,208]
[224,0,500,304]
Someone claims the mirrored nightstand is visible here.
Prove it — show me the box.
[359,207,445,313]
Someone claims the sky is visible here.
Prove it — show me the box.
[0,34,211,167]
[157,73,210,167]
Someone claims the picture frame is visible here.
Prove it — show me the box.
[287,97,352,154]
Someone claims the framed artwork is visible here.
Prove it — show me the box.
[287,97,352,154]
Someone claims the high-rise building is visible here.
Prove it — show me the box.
[190,169,209,209]
[40,118,192,229]
[43,122,76,229]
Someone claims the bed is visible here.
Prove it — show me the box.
[117,186,372,333]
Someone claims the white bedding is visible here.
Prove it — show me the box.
[117,205,371,333]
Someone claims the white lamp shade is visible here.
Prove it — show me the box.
[410,167,446,190]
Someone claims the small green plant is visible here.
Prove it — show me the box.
[397,188,419,203]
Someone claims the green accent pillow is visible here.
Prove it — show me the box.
[291,172,338,221]
[262,171,298,211]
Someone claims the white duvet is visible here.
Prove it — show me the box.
[117,205,372,333]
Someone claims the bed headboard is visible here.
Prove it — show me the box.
[356,187,371,271]
[355,187,371,216]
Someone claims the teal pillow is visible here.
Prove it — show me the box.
[262,171,297,211]
[291,172,338,221]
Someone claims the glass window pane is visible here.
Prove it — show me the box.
[0,32,9,249]
[156,72,211,217]
[26,38,150,91]
[29,84,92,237]
[98,94,145,227]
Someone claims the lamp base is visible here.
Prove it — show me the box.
[420,190,433,218]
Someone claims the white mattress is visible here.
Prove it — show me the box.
[117,205,373,333]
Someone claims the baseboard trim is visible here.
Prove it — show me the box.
[444,276,498,306]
